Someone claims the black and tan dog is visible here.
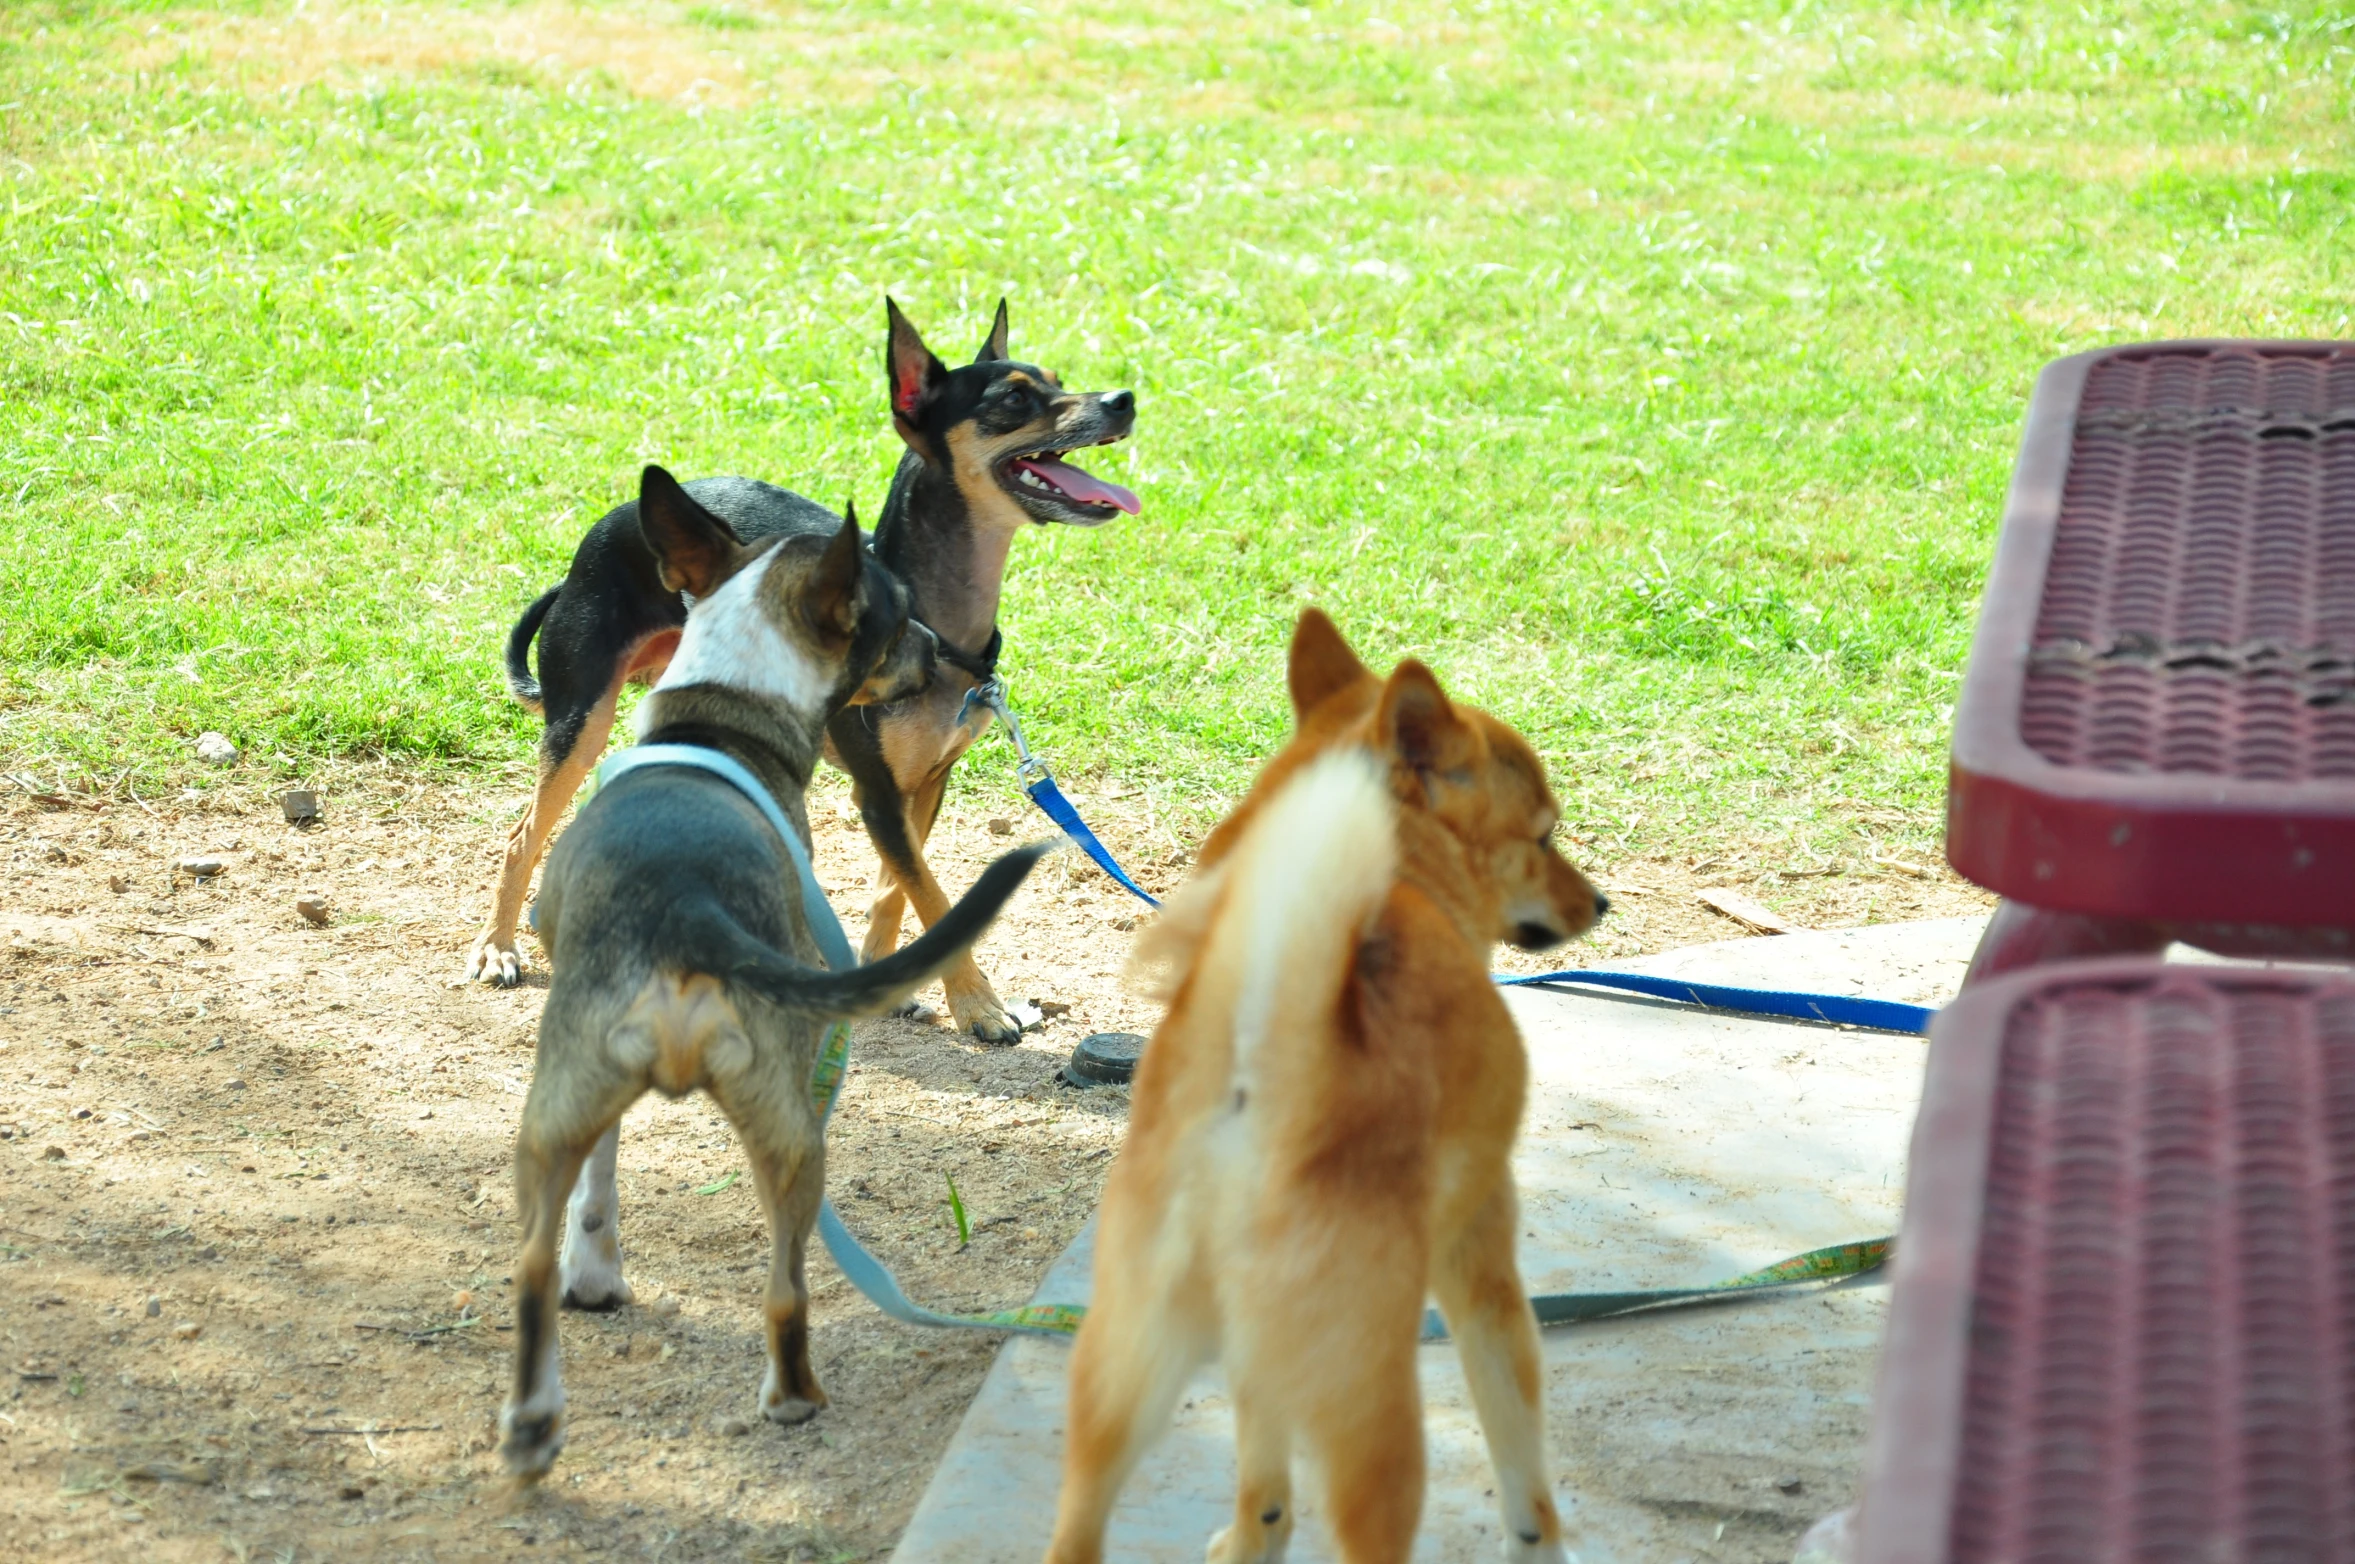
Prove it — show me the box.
[474,300,1137,1048]
[498,465,1048,1479]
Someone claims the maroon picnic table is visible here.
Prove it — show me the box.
[1847,342,2355,1564]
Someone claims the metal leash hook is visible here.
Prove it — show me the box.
[980,680,1054,791]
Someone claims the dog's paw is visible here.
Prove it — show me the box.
[760,1390,825,1426]
[497,1392,567,1479]
[949,991,1023,1046]
[1206,1518,1292,1563]
[759,1362,828,1425]
[558,1257,633,1312]
[466,934,525,988]
[1499,1533,1569,1564]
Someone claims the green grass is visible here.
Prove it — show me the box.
[2,0,2349,859]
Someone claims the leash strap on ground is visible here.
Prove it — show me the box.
[1499,970,1936,1035]
[1420,1236,1893,1342]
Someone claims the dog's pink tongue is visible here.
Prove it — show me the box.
[1018,455,1141,515]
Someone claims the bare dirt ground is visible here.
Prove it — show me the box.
[0,758,1990,1563]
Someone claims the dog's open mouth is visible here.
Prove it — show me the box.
[1000,443,1141,519]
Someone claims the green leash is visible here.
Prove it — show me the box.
[810,1024,1889,1342]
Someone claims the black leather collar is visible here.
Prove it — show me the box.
[927,624,1002,684]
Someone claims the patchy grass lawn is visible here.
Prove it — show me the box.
[2,0,2349,865]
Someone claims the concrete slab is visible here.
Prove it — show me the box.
[892,918,1990,1564]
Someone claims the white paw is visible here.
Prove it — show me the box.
[759,1361,825,1425]
[498,1385,567,1478]
[558,1248,632,1311]
[1205,1520,1290,1563]
[466,935,524,987]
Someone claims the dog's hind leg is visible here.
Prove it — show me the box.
[1044,1267,1211,1564]
[1206,1377,1295,1564]
[469,676,627,987]
[718,1068,830,1425]
[558,1123,632,1310]
[1431,1184,1566,1563]
[501,1064,638,1478]
[1300,1333,1423,1564]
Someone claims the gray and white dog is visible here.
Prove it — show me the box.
[499,464,1048,1479]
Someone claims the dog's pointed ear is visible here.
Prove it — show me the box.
[973,298,1011,364]
[800,502,866,641]
[1377,660,1477,779]
[886,297,949,426]
[1288,608,1373,721]
[638,465,740,597]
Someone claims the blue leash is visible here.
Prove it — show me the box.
[978,685,1934,1038]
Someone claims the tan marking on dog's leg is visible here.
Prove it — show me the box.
[888,770,1018,1043]
[1207,1383,1295,1564]
[558,1123,631,1310]
[1044,1279,1211,1564]
[1431,1185,1565,1562]
[469,676,626,986]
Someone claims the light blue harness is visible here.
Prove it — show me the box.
[590,742,1087,1336]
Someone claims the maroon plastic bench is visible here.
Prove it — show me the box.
[1854,958,2355,1563]
[1831,342,2355,1563]
[1947,340,2355,981]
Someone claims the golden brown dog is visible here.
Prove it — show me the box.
[1045,609,1605,1564]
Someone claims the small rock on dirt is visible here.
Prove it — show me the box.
[42,1146,65,1160]
[716,1415,751,1437]
[986,817,1015,836]
[280,790,321,824]
[226,1079,248,1091]
[176,856,225,878]
[145,1296,161,1318]
[649,1295,682,1319]
[1036,1000,1072,1018]
[195,732,239,766]
[172,1322,202,1341]
[107,875,131,893]
[295,895,330,927]
[1776,1474,1805,1494]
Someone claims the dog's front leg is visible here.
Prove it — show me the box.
[558,1123,633,1309]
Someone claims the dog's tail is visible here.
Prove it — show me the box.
[690,840,1052,1019]
[504,587,561,712]
[1178,749,1396,1091]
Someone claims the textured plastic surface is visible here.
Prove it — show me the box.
[1947,341,2355,924]
[1856,959,2355,1564]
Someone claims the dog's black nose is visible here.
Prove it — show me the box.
[1593,891,1611,918]
[1101,390,1135,417]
